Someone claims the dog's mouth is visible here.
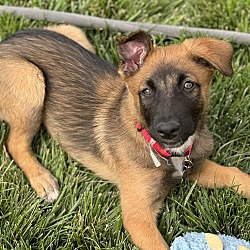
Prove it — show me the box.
[162,134,196,155]
[160,139,183,149]
[136,123,195,157]
[147,120,196,152]
[151,130,196,151]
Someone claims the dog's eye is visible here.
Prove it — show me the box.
[183,81,195,91]
[141,88,153,96]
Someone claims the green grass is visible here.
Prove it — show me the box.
[0,1,250,249]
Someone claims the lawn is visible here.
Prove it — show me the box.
[0,0,250,249]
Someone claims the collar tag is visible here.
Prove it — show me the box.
[182,156,193,175]
[149,146,161,167]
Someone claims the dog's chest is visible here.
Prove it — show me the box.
[171,157,185,178]
[149,147,187,179]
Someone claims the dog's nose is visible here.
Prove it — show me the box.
[157,121,180,140]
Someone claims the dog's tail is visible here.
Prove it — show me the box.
[46,24,96,54]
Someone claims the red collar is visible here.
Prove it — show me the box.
[136,122,193,158]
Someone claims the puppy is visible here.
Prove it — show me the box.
[0,26,249,249]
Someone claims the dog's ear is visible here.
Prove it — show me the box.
[183,38,233,76]
[117,31,153,77]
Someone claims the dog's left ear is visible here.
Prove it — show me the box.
[117,31,153,77]
[183,38,233,76]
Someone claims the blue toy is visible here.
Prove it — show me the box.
[171,232,250,250]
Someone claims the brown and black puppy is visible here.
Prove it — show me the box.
[0,26,249,250]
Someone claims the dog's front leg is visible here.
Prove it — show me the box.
[119,167,170,250]
[187,159,250,197]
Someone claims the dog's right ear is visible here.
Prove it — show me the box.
[117,31,153,77]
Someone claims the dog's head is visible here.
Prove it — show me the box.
[117,31,233,151]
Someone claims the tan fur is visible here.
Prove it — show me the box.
[188,159,250,197]
[0,25,96,202]
[0,27,249,250]
[119,165,171,250]
[46,24,96,54]
[0,58,59,201]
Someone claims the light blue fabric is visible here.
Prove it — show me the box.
[170,232,250,250]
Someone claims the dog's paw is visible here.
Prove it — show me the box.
[29,168,59,202]
[230,167,250,198]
